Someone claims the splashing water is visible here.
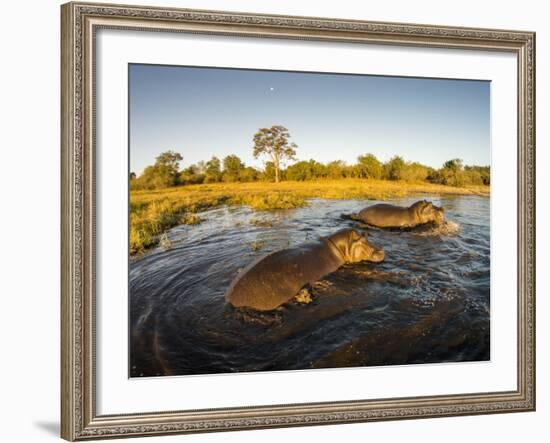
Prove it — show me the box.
[413,220,461,237]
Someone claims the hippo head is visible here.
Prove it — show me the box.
[413,200,445,225]
[327,228,385,263]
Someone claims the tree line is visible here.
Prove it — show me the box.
[130,125,490,190]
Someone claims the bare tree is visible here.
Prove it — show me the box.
[253,125,297,183]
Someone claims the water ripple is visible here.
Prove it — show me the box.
[130,195,490,376]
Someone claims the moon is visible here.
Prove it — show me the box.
[269,87,274,91]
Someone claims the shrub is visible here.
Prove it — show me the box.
[384,156,407,180]
[286,160,326,181]
[357,154,383,179]
[400,162,430,182]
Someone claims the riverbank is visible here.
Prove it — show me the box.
[130,179,489,254]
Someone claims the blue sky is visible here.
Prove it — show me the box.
[129,64,490,174]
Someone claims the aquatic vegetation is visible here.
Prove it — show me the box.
[249,218,275,227]
[312,280,333,292]
[181,213,202,225]
[159,233,172,250]
[294,288,313,304]
[250,240,263,252]
[130,179,489,254]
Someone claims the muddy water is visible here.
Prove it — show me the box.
[130,196,490,377]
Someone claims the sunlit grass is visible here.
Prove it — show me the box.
[129,179,489,255]
[181,213,202,225]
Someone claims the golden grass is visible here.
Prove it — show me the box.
[129,179,489,255]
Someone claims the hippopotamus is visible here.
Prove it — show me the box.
[225,228,385,311]
[353,200,445,229]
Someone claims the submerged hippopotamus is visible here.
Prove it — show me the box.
[225,228,384,311]
[354,200,445,229]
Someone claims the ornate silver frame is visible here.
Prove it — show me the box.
[61,2,536,440]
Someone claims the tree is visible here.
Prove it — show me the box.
[428,161,490,186]
[441,158,465,186]
[204,156,222,183]
[384,156,406,180]
[465,165,490,185]
[286,160,326,181]
[222,155,245,182]
[155,151,183,172]
[179,164,205,185]
[356,154,383,179]
[134,150,183,189]
[253,125,297,183]
[262,161,276,182]
[286,161,313,181]
[195,160,207,175]
[400,161,429,182]
[239,166,260,182]
[443,158,464,172]
[326,160,347,179]
[310,160,327,178]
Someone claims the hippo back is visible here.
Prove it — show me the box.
[358,204,412,228]
[225,240,343,311]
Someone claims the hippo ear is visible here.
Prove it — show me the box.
[349,229,362,241]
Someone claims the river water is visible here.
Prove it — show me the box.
[129,195,490,377]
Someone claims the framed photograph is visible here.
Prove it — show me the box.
[61,2,536,440]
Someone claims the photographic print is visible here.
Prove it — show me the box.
[129,64,491,378]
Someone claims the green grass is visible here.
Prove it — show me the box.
[129,179,489,255]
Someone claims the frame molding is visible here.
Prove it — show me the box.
[61,2,535,440]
